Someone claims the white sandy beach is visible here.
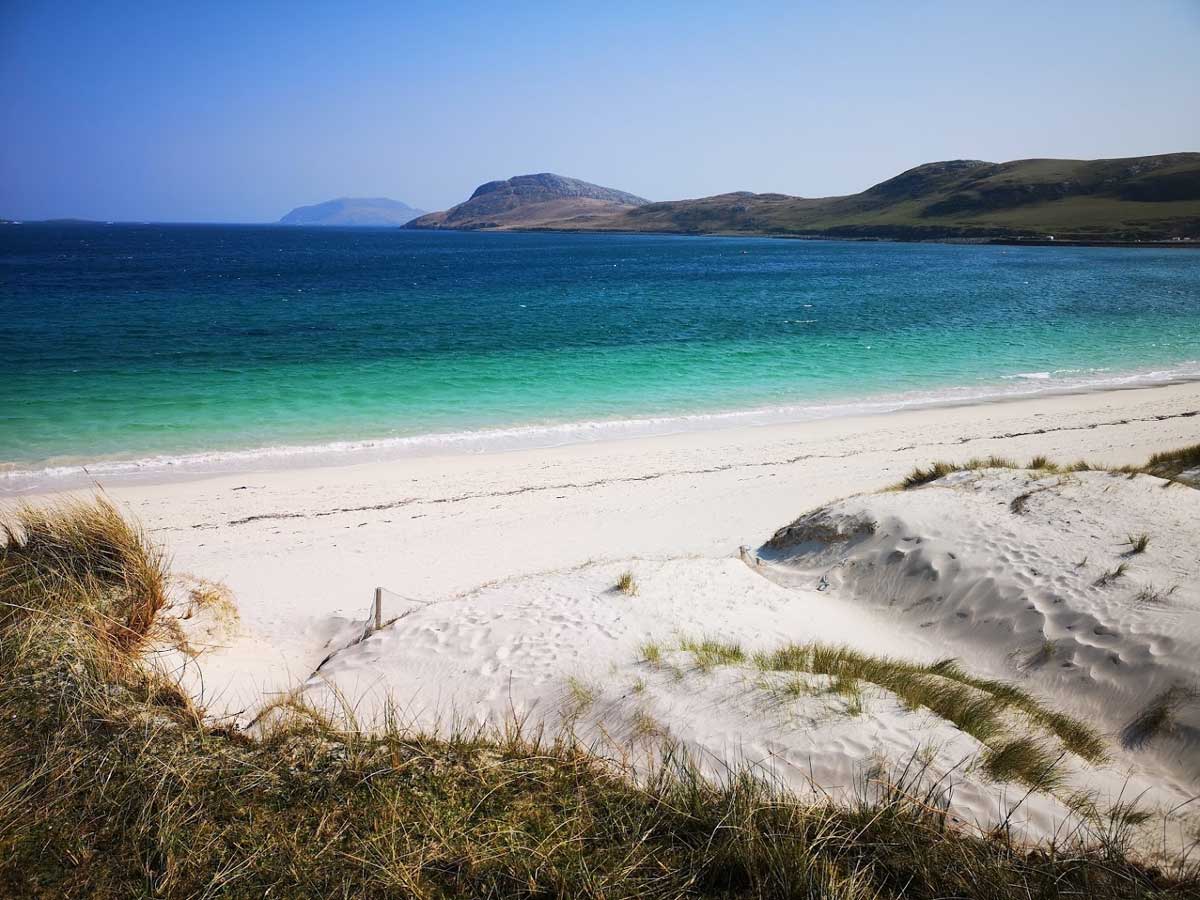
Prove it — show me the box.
[13,381,1200,851]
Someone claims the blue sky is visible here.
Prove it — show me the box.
[2,0,1198,222]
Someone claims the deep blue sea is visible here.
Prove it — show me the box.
[2,224,1198,490]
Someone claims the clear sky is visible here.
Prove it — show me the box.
[2,0,1198,222]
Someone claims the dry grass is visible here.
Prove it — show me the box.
[1,495,168,654]
[1134,584,1178,605]
[159,574,241,658]
[2,499,1196,898]
[1095,563,1130,587]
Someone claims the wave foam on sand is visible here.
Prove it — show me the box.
[4,359,1199,493]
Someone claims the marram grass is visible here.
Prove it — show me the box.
[895,456,1019,490]
[894,443,1200,493]
[753,642,1109,773]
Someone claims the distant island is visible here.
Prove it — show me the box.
[406,174,649,230]
[407,154,1200,242]
[279,197,427,227]
[0,218,106,225]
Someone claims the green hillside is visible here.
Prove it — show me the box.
[574,154,1200,241]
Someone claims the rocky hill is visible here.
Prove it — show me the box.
[279,197,427,227]
[405,174,649,230]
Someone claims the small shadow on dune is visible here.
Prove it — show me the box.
[1120,684,1198,750]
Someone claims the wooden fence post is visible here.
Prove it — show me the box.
[374,586,383,631]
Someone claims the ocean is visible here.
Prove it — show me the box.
[2,224,1198,491]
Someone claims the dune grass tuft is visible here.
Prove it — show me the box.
[679,635,745,673]
[565,676,598,715]
[977,454,1020,470]
[1094,563,1129,587]
[825,673,866,716]
[1124,533,1150,555]
[178,574,238,622]
[639,639,663,667]
[630,708,665,741]
[982,738,1066,792]
[1040,711,1109,763]
[615,569,638,595]
[1134,584,1177,605]
[1022,639,1057,670]
[774,674,814,700]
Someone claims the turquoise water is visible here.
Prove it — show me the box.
[2,224,1198,487]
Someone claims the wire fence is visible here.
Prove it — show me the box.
[359,586,434,640]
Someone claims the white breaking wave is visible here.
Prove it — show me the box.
[1002,371,1053,380]
[3,359,1199,493]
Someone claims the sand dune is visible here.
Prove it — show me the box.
[282,465,1199,849]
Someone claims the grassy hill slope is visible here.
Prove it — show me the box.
[553,154,1200,241]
